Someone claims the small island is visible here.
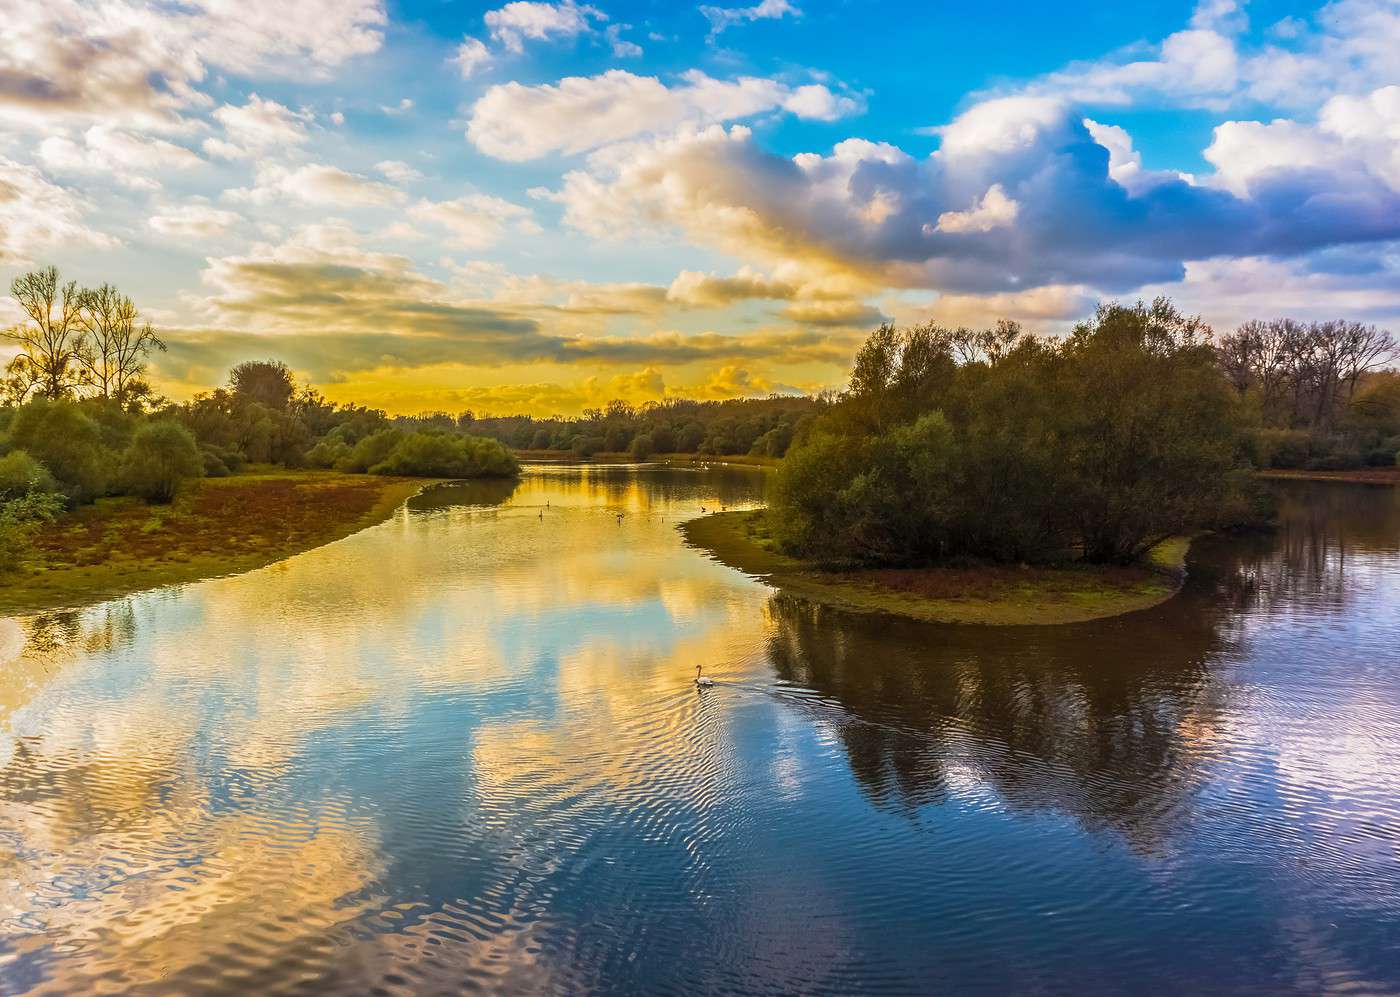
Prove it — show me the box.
[682,510,1190,626]
[680,302,1273,626]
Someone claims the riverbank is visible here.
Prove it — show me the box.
[514,449,778,468]
[680,510,1191,626]
[1257,467,1400,485]
[0,470,435,617]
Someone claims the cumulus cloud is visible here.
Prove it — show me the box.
[147,203,240,238]
[227,163,404,207]
[0,157,118,264]
[39,125,202,187]
[484,1,604,53]
[467,69,860,160]
[453,38,493,78]
[0,0,385,131]
[407,194,538,248]
[699,0,799,38]
[1009,0,1400,112]
[666,268,797,307]
[551,92,1400,297]
[206,95,314,157]
[375,160,424,183]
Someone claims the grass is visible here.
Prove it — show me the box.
[679,510,1192,626]
[0,470,434,616]
[1256,467,1400,485]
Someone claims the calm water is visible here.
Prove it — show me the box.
[2,466,1399,995]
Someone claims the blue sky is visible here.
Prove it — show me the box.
[1,0,1396,413]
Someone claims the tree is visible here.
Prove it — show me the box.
[76,283,166,402]
[229,360,296,410]
[3,267,87,400]
[120,421,203,502]
[6,398,109,501]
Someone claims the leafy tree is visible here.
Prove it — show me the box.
[629,433,654,459]
[368,432,519,478]
[5,398,108,501]
[76,283,166,402]
[229,360,297,410]
[120,421,203,503]
[0,451,57,500]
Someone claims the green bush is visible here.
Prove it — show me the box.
[368,432,519,478]
[0,491,63,570]
[337,428,403,473]
[305,435,352,469]
[6,399,109,502]
[120,421,203,502]
[0,450,57,500]
[629,433,654,460]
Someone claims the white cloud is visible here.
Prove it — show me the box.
[605,24,643,58]
[453,37,493,78]
[227,163,404,207]
[0,157,118,264]
[699,0,799,38]
[38,125,202,186]
[934,184,1019,234]
[147,203,240,238]
[1205,85,1400,195]
[408,194,538,248]
[375,160,425,183]
[209,95,314,156]
[0,0,385,132]
[484,1,604,53]
[467,69,860,160]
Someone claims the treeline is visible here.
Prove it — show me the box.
[770,301,1277,567]
[1217,319,1400,469]
[455,395,819,460]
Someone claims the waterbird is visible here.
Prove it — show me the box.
[695,665,715,688]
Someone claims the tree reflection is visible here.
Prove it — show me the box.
[763,581,1238,852]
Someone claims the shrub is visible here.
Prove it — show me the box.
[368,432,519,478]
[120,421,203,502]
[629,433,654,460]
[337,428,403,473]
[0,450,57,500]
[6,398,109,502]
[0,491,64,570]
[305,435,352,469]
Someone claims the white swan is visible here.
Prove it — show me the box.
[694,665,715,688]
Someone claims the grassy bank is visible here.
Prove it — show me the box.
[0,470,433,616]
[680,510,1191,626]
[1256,468,1400,486]
[513,449,779,468]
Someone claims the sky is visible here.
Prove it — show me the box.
[1,0,1398,415]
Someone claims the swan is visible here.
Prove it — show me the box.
[694,665,715,688]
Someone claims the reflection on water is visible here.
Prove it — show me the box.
[1,470,1398,994]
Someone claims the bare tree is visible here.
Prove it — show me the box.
[2,266,87,400]
[77,283,166,402]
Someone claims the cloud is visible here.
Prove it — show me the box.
[452,38,493,78]
[484,1,604,53]
[666,268,796,307]
[407,194,538,248]
[604,24,643,58]
[467,69,860,160]
[147,203,240,238]
[38,125,202,186]
[227,163,404,207]
[699,0,799,38]
[552,92,1400,297]
[375,160,424,183]
[1008,0,1400,112]
[934,183,1019,234]
[0,157,118,264]
[0,0,385,131]
[207,95,314,157]
[1205,84,1400,195]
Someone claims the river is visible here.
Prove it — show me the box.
[2,465,1398,995]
